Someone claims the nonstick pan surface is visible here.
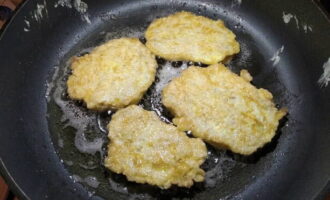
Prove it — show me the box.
[0,0,330,199]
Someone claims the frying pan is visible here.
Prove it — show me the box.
[1,0,330,199]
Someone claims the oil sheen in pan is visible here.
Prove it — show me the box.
[46,29,287,199]
[46,44,247,199]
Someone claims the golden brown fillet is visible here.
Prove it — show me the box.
[145,11,240,64]
[162,64,287,155]
[104,105,207,189]
[67,38,157,110]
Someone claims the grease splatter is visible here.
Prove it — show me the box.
[32,0,48,23]
[54,0,91,24]
[282,12,312,33]
[282,12,293,24]
[318,57,330,87]
[24,19,30,32]
[302,23,313,33]
[270,45,284,66]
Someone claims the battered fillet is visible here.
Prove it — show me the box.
[67,38,157,110]
[162,64,287,155]
[145,11,240,64]
[104,105,207,189]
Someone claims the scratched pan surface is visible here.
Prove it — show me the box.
[0,0,330,199]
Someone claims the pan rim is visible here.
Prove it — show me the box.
[0,158,30,200]
[0,0,32,199]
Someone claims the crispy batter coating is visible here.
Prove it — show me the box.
[67,38,157,110]
[145,11,240,64]
[162,64,287,155]
[104,105,207,189]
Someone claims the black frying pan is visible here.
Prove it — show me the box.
[1,0,330,199]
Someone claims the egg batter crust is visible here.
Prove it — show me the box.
[145,11,240,64]
[67,38,157,110]
[104,105,207,189]
[162,64,287,155]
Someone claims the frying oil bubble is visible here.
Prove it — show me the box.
[155,61,188,93]
[72,174,100,188]
[140,60,189,124]
[204,150,236,187]
[74,132,104,155]
[202,148,236,188]
[96,110,114,134]
[108,178,128,194]
[50,55,105,156]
